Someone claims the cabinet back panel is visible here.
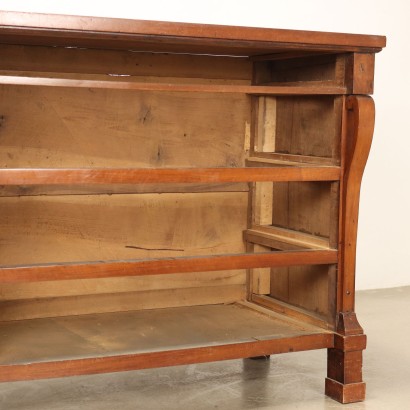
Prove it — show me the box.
[0,192,248,265]
[0,44,252,80]
[0,192,247,320]
[0,86,250,168]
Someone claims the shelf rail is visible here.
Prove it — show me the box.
[0,75,347,95]
[0,166,340,185]
[0,249,338,283]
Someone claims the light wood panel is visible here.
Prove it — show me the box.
[271,182,333,238]
[0,285,245,321]
[0,192,248,265]
[0,75,347,94]
[0,44,252,80]
[0,85,249,168]
[275,96,341,159]
[0,182,249,197]
[0,270,245,301]
[0,303,334,382]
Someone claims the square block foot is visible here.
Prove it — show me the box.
[325,378,366,404]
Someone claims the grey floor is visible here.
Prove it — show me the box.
[0,287,409,410]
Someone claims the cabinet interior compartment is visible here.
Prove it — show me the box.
[0,40,342,381]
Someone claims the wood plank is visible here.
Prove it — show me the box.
[255,96,277,152]
[249,181,274,294]
[251,294,330,329]
[0,270,245,301]
[0,44,252,80]
[0,182,249,197]
[275,96,339,159]
[0,192,247,265]
[0,285,245,321]
[0,11,386,52]
[0,303,334,381]
[0,167,341,185]
[251,244,271,295]
[0,85,249,169]
[0,332,333,382]
[271,182,334,238]
[245,225,331,250]
[248,152,338,166]
[0,75,347,94]
[0,250,338,283]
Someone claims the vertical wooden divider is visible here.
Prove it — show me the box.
[248,95,276,295]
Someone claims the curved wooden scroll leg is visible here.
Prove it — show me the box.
[325,95,375,404]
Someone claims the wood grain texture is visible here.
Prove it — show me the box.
[0,75,349,94]
[245,225,331,250]
[251,294,330,329]
[339,96,375,312]
[0,11,386,55]
[0,250,338,283]
[0,182,249,197]
[0,85,249,169]
[326,311,367,403]
[0,192,247,266]
[275,96,341,159]
[0,44,252,80]
[345,53,376,94]
[325,379,366,404]
[0,303,334,381]
[0,270,245,301]
[0,285,245,321]
[0,167,341,185]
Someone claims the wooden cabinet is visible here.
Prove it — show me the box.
[0,11,385,404]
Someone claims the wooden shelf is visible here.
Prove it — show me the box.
[0,303,334,382]
[0,166,341,185]
[0,75,347,95]
[245,225,332,251]
[0,249,337,283]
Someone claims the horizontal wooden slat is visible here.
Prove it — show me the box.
[0,11,386,52]
[0,167,340,185]
[0,75,347,94]
[248,153,339,166]
[0,333,333,382]
[245,225,331,250]
[0,182,249,197]
[0,250,338,283]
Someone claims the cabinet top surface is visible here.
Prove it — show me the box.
[0,10,386,56]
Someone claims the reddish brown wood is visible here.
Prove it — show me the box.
[0,11,386,56]
[0,12,385,404]
[339,96,375,312]
[337,311,364,335]
[345,53,376,94]
[0,75,347,94]
[325,378,366,404]
[326,312,366,403]
[0,332,333,383]
[0,167,341,185]
[0,250,337,283]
